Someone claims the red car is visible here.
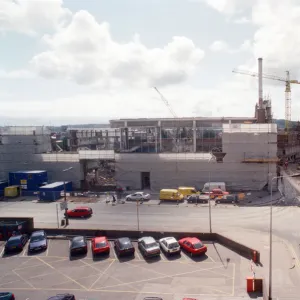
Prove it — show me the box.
[91,236,110,255]
[178,237,207,256]
[66,206,93,218]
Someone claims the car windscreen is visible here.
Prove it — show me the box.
[30,235,44,243]
[146,242,157,248]
[7,238,21,245]
[96,241,106,248]
[120,241,132,249]
[193,242,204,249]
[72,239,85,247]
[168,242,179,249]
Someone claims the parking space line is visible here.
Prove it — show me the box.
[206,254,216,263]
[35,257,88,291]
[232,263,236,296]
[110,242,117,259]
[80,260,138,292]
[0,247,4,257]
[180,251,190,261]
[160,252,166,260]
[46,240,50,256]
[13,270,36,289]
[125,261,165,277]
[99,264,227,290]
[89,259,115,290]
[134,248,141,260]
[21,246,27,256]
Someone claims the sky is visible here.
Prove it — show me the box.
[1,0,300,125]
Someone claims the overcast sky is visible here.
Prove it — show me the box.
[1,0,300,125]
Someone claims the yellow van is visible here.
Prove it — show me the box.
[178,186,200,198]
[159,189,184,201]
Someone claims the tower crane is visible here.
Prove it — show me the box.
[232,68,300,132]
[153,87,178,118]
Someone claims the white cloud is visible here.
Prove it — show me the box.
[30,10,205,88]
[0,0,71,35]
[196,0,253,15]
[0,69,35,79]
[209,40,229,52]
[233,16,250,24]
[209,39,252,54]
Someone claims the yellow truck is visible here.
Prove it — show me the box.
[177,186,200,198]
[159,189,184,201]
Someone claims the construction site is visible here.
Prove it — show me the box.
[0,58,300,192]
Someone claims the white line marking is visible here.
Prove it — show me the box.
[135,247,141,260]
[46,239,50,256]
[110,241,117,259]
[180,251,189,261]
[22,246,27,256]
[160,252,166,260]
[206,254,216,263]
[0,247,4,257]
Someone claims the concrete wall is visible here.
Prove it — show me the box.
[115,155,275,191]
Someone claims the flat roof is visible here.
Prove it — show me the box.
[110,117,257,122]
[40,181,70,189]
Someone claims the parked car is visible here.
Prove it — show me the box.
[28,230,47,252]
[91,236,110,255]
[70,236,88,256]
[47,294,75,300]
[187,195,209,204]
[114,237,135,257]
[159,237,181,255]
[66,206,93,218]
[126,192,150,201]
[215,194,239,204]
[203,189,229,199]
[178,237,207,256]
[4,234,28,254]
[0,292,15,300]
[138,236,160,258]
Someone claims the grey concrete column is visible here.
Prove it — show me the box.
[193,120,196,153]
[155,127,158,153]
[120,128,123,151]
[158,121,162,152]
[124,128,129,150]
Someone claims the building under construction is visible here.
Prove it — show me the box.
[0,58,299,192]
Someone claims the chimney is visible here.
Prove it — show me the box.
[258,58,263,109]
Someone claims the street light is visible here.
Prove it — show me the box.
[208,157,213,233]
[62,167,73,226]
[269,174,290,300]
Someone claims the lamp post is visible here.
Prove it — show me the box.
[268,174,289,300]
[62,167,73,226]
[136,198,140,232]
[208,157,213,233]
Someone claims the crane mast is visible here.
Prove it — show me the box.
[232,68,300,132]
[153,87,178,118]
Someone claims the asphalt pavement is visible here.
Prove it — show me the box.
[1,200,300,299]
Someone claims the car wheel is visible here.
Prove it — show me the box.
[216,200,220,204]
[127,197,131,201]
[203,200,206,204]
[190,252,193,257]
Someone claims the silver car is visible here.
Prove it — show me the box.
[138,236,160,258]
[126,192,150,201]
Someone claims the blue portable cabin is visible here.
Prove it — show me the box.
[39,181,72,201]
[9,171,48,191]
[0,180,8,196]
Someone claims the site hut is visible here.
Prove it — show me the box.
[39,181,72,201]
[8,171,48,194]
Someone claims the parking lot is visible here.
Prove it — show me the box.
[0,238,245,300]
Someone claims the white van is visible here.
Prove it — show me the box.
[202,182,226,192]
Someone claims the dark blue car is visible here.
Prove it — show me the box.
[29,230,47,252]
[0,292,15,300]
[4,234,27,254]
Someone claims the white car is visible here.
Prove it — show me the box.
[126,192,150,201]
[159,237,181,255]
